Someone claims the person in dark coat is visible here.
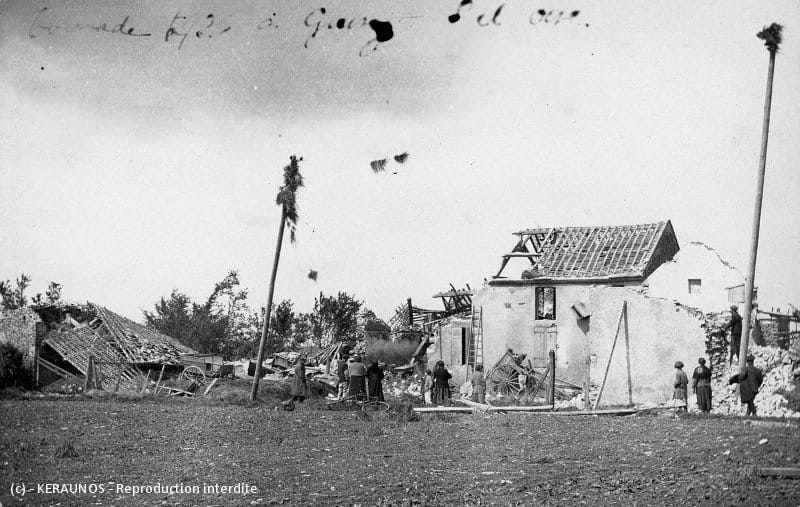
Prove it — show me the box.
[366,361,385,401]
[672,361,689,411]
[691,357,713,413]
[347,355,367,397]
[290,356,307,402]
[432,360,452,405]
[727,305,743,365]
[729,354,764,417]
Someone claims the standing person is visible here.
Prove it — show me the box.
[432,360,452,405]
[471,364,486,404]
[727,305,743,365]
[423,370,433,405]
[347,355,367,397]
[672,361,689,411]
[366,361,385,401]
[729,354,764,417]
[290,356,308,403]
[336,354,349,400]
[692,357,713,413]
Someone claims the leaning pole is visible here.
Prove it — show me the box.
[738,23,782,375]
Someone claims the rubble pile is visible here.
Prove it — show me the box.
[386,371,423,398]
[701,310,732,378]
[709,345,799,418]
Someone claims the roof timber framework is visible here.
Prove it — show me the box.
[388,285,474,331]
[494,221,679,281]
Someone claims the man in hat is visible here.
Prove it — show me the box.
[729,354,764,417]
[727,305,743,365]
[691,357,713,413]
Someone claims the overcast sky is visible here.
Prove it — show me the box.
[1,0,798,321]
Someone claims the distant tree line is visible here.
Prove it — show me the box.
[143,270,391,359]
[0,273,62,310]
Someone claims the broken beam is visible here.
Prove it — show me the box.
[502,253,543,258]
[413,406,638,415]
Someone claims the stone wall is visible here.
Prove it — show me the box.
[0,307,42,367]
[759,317,791,349]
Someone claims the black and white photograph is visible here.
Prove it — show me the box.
[1,0,799,505]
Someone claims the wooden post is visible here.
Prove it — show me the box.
[739,24,782,376]
[593,302,626,411]
[583,356,591,411]
[153,364,166,398]
[114,364,123,393]
[141,369,152,395]
[548,349,556,409]
[83,355,95,392]
[407,298,414,326]
[623,302,633,407]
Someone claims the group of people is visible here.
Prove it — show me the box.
[421,361,487,405]
[288,353,387,404]
[672,354,764,416]
[670,303,764,416]
[335,354,386,401]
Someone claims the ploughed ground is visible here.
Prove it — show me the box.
[1,396,799,506]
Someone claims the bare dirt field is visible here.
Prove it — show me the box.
[1,394,800,506]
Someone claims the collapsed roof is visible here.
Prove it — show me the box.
[493,220,679,282]
[35,302,197,391]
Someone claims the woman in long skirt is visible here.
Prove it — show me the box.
[366,361,385,401]
[290,357,308,402]
[347,356,367,397]
[672,361,688,411]
[432,360,452,405]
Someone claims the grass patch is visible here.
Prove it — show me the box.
[54,438,78,458]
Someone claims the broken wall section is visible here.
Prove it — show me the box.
[0,307,43,368]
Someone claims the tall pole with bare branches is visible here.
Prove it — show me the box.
[250,155,304,401]
[738,23,782,375]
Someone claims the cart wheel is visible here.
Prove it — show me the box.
[181,366,206,385]
[490,365,522,397]
[362,401,390,413]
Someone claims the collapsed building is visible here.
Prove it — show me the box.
[0,302,197,392]
[423,220,799,415]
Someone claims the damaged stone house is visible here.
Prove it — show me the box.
[0,302,196,391]
[440,220,759,406]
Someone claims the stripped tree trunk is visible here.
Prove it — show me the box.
[250,205,288,401]
[739,24,781,375]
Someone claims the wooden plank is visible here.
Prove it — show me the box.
[37,357,73,378]
[413,406,637,416]
[517,408,637,416]
[203,378,219,397]
[624,302,633,407]
[758,468,800,478]
[413,407,474,413]
[454,398,492,410]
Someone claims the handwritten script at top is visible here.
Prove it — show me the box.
[27,3,588,56]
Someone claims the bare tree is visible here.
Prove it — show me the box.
[250,155,304,401]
